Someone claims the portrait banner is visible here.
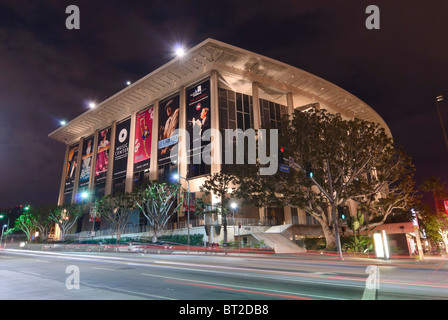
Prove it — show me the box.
[94,127,111,184]
[79,136,94,189]
[158,95,180,164]
[134,107,154,173]
[64,144,79,194]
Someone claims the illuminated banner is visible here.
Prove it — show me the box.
[444,201,448,217]
[113,118,131,179]
[182,191,196,213]
[79,136,94,189]
[134,107,154,173]
[64,144,79,193]
[186,80,210,157]
[158,95,179,164]
[89,206,101,222]
[94,127,111,184]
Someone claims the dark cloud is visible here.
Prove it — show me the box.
[0,0,447,208]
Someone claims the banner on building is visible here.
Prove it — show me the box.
[158,95,180,164]
[94,127,111,184]
[186,79,210,158]
[113,118,131,179]
[89,206,101,222]
[79,136,94,189]
[443,200,448,218]
[182,191,196,213]
[64,144,79,194]
[134,106,154,173]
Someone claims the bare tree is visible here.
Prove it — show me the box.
[95,192,137,244]
[135,181,183,243]
[48,204,84,242]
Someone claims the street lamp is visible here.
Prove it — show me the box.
[174,45,185,58]
[435,94,448,152]
[230,202,240,253]
[0,214,10,248]
[172,173,191,253]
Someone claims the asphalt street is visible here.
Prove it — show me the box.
[0,248,447,302]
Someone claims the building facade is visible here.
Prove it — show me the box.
[48,39,391,241]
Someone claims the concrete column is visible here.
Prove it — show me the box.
[125,111,137,193]
[210,70,221,174]
[71,137,84,204]
[284,92,295,225]
[298,208,307,224]
[284,207,292,224]
[105,121,117,196]
[149,101,159,181]
[286,92,294,117]
[88,130,99,193]
[252,82,261,129]
[178,86,187,183]
[57,144,70,206]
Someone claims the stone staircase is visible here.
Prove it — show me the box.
[251,224,306,254]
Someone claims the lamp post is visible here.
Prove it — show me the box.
[173,174,190,253]
[435,95,448,151]
[1,225,7,248]
[0,215,10,248]
[230,202,239,254]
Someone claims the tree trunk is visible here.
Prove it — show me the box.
[116,227,121,244]
[321,224,337,251]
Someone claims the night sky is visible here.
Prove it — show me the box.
[0,0,447,209]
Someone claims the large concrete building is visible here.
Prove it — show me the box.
[48,39,391,249]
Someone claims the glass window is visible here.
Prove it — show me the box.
[236,93,243,112]
[112,176,126,195]
[94,182,106,199]
[158,163,177,183]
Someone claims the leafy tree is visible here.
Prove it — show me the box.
[355,148,417,230]
[423,209,448,254]
[48,204,84,242]
[420,177,446,214]
[231,109,417,251]
[420,178,448,253]
[135,181,183,243]
[95,192,137,244]
[30,205,54,241]
[14,211,36,246]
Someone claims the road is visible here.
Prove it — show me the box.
[1,248,447,304]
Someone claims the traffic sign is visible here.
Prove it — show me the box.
[279,164,290,173]
[288,157,294,168]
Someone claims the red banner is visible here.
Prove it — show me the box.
[443,200,448,217]
[134,107,154,172]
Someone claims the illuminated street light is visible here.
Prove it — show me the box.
[89,102,96,109]
[175,45,185,58]
[60,120,66,126]
[126,81,131,86]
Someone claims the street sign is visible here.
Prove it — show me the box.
[182,192,196,212]
[279,164,290,173]
[288,157,294,168]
